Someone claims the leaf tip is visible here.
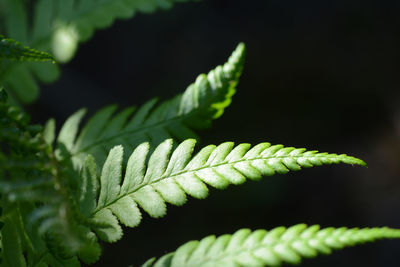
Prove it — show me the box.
[350,157,368,168]
[236,42,246,53]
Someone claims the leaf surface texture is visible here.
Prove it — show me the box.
[0,0,189,103]
[82,138,366,243]
[145,224,400,266]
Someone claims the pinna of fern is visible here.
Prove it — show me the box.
[79,138,366,244]
[29,133,368,263]
[55,42,246,170]
[143,224,400,267]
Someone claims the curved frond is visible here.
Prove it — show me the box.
[145,224,400,267]
[57,43,246,169]
[82,139,365,243]
[0,35,54,63]
[1,0,189,103]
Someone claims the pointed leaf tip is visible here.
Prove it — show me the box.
[236,42,246,53]
[343,155,367,168]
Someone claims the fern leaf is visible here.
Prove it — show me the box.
[84,139,365,243]
[0,0,189,103]
[77,154,99,217]
[0,35,55,63]
[0,88,100,264]
[145,224,400,267]
[58,43,246,168]
[57,109,87,155]
[0,34,55,102]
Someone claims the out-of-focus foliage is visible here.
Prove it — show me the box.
[0,0,189,103]
[0,34,54,63]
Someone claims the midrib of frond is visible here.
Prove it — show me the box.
[92,153,353,214]
[71,111,193,157]
[177,229,396,266]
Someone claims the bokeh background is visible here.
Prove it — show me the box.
[29,0,400,266]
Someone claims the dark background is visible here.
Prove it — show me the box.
[30,0,400,266]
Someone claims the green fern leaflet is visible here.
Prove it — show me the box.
[56,43,245,169]
[144,224,400,266]
[81,139,365,243]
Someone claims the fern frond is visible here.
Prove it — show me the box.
[82,139,365,243]
[57,43,246,169]
[0,88,99,265]
[0,35,54,63]
[0,0,189,103]
[145,224,400,267]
